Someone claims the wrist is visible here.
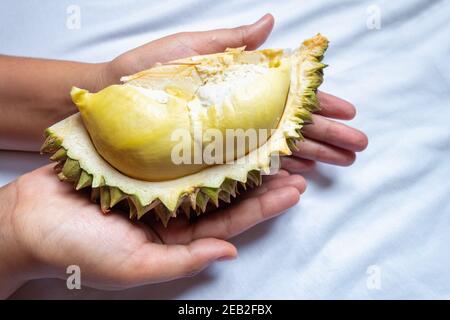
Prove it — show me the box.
[98,59,129,88]
[85,61,114,92]
[50,62,110,125]
[0,183,39,298]
[101,50,149,88]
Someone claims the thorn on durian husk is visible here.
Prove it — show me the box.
[295,127,304,137]
[189,189,200,210]
[100,187,111,213]
[221,179,237,197]
[53,160,65,173]
[304,93,319,112]
[196,191,209,214]
[180,200,192,219]
[194,206,204,216]
[129,196,160,220]
[247,170,262,187]
[57,172,67,181]
[90,188,100,202]
[98,176,106,187]
[127,198,137,219]
[40,134,62,154]
[308,78,323,92]
[309,61,327,73]
[62,158,81,182]
[109,187,126,207]
[50,148,67,161]
[200,187,220,207]
[286,138,299,152]
[296,109,313,123]
[171,198,184,218]
[218,190,231,203]
[76,170,93,190]
[154,204,172,227]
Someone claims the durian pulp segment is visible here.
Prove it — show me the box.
[72,52,291,181]
[42,34,328,224]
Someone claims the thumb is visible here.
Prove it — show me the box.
[190,13,275,52]
[123,238,237,285]
[109,14,274,83]
[159,13,274,56]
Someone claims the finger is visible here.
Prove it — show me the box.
[148,170,294,245]
[154,175,304,244]
[190,186,301,240]
[317,91,356,120]
[181,13,275,53]
[302,115,368,152]
[119,14,274,75]
[280,157,316,173]
[243,174,306,198]
[125,238,237,284]
[293,139,356,166]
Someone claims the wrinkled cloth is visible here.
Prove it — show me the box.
[1,0,449,299]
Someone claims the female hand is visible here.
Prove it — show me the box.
[0,164,305,298]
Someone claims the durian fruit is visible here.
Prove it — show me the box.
[41,34,328,226]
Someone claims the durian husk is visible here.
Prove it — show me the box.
[41,34,328,226]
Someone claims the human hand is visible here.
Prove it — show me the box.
[0,164,305,297]
[101,14,367,172]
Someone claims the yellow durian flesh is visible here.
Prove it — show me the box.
[73,50,291,182]
[72,85,200,182]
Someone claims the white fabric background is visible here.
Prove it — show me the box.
[1,0,449,299]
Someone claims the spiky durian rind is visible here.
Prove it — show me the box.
[41,137,260,226]
[41,34,328,226]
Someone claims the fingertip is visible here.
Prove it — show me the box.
[345,102,357,120]
[192,238,237,262]
[213,240,237,262]
[287,174,307,194]
[218,244,238,261]
[280,186,301,206]
[298,175,308,194]
[257,13,275,29]
[334,99,356,120]
[317,91,357,120]
[355,132,369,152]
[342,151,356,166]
[223,240,238,258]
[244,13,274,49]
